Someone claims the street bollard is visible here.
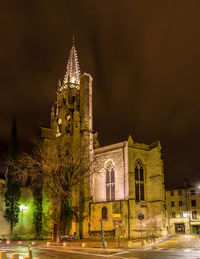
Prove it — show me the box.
[82,243,87,247]
[28,246,32,259]
[0,251,7,259]
[128,241,132,248]
[10,254,19,259]
[18,241,22,245]
[63,242,67,247]
[142,239,146,246]
[147,239,151,245]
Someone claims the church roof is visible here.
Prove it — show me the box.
[63,41,81,87]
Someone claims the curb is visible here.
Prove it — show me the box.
[127,236,173,250]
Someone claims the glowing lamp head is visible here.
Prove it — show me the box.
[20,205,28,212]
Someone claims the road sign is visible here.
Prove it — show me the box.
[115,220,119,225]
[112,214,121,218]
[138,214,144,220]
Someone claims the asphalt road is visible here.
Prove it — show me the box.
[1,235,200,259]
[2,246,200,259]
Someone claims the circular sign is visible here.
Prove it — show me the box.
[138,214,144,220]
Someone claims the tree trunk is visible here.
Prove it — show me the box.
[10,222,13,240]
[56,196,62,242]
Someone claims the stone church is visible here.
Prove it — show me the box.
[0,42,167,240]
[41,43,167,239]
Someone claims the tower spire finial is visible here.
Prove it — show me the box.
[72,35,75,46]
[63,38,80,88]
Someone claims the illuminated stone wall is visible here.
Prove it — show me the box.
[0,180,9,239]
[93,142,129,202]
[90,138,167,239]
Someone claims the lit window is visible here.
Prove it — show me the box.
[105,160,115,201]
[192,211,197,219]
[57,118,62,135]
[106,170,110,183]
[134,160,145,202]
[65,113,72,133]
[106,185,110,201]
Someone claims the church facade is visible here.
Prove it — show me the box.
[42,43,167,239]
[0,43,167,240]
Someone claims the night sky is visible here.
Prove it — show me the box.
[1,0,200,187]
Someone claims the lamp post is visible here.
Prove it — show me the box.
[100,218,105,249]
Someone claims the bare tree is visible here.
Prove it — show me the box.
[11,137,99,242]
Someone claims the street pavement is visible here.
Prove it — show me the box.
[1,235,200,258]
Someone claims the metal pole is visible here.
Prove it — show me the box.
[100,218,106,249]
[141,220,143,246]
[188,189,191,233]
[28,245,32,259]
[185,178,191,234]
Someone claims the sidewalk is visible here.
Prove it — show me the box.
[0,237,171,257]
[0,236,169,249]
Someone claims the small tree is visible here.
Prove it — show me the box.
[32,182,43,239]
[4,116,21,240]
[13,137,99,242]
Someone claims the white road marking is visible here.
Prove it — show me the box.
[39,247,126,257]
[183,248,191,253]
[112,250,129,255]
[111,257,138,259]
[153,247,165,250]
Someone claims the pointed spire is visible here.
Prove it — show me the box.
[63,38,81,88]
[128,135,134,145]
[58,78,61,88]
[57,78,61,92]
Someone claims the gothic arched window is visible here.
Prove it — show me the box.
[65,113,72,133]
[134,159,145,202]
[105,159,115,201]
[102,207,108,219]
[57,118,62,135]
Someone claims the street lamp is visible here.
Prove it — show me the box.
[20,205,28,213]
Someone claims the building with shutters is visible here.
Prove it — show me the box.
[166,186,200,235]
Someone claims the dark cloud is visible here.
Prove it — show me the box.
[1,0,200,187]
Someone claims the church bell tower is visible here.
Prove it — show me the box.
[42,41,93,238]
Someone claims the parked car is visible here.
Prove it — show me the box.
[61,234,78,241]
